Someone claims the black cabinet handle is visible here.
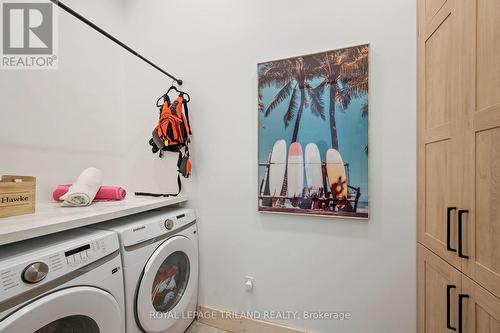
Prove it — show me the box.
[458,210,469,259]
[447,285,457,331]
[447,207,457,252]
[458,294,469,333]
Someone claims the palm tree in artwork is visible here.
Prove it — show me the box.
[258,57,325,143]
[259,57,325,207]
[361,102,368,155]
[310,45,369,150]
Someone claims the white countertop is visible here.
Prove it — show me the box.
[0,195,188,246]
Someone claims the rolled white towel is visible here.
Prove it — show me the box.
[60,167,103,207]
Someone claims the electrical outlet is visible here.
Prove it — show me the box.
[244,276,255,292]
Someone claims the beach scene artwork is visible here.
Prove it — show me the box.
[258,44,369,219]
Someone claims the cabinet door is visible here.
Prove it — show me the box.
[418,245,462,333]
[460,0,500,299]
[417,0,466,269]
[461,275,500,333]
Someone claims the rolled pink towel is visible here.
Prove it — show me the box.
[53,185,126,202]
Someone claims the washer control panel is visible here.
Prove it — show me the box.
[0,232,118,303]
[63,238,108,267]
[121,208,196,247]
[161,210,196,231]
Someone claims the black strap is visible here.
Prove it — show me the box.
[164,94,171,105]
[183,99,191,134]
[135,174,181,197]
[177,150,183,167]
[156,93,171,108]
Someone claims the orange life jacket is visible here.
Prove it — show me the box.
[156,95,191,149]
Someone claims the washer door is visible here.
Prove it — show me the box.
[136,235,198,333]
[0,286,123,333]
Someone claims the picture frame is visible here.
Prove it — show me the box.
[258,44,369,219]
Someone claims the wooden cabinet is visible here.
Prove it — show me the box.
[418,245,462,333]
[462,276,500,333]
[460,0,500,300]
[418,246,500,333]
[417,0,465,270]
[418,0,500,331]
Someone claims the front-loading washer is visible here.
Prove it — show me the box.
[0,228,125,333]
[92,207,198,333]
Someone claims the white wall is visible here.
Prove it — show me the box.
[0,0,128,201]
[0,0,181,199]
[122,1,417,333]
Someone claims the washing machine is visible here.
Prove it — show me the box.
[0,228,125,333]
[92,207,198,333]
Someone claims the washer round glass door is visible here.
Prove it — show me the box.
[0,286,123,333]
[34,315,99,332]
[136,235,198,333]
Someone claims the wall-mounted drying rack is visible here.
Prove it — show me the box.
[49,0,183,85]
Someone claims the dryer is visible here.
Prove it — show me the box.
[0,228,125,333]
[93,207,198,333]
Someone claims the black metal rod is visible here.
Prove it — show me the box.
[50,0,183,85]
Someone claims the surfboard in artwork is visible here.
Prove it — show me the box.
[268,139,287,198]
[326,148,348,208]
[305,143,323,195]
[286,142,304,207]
[287,143,304,198]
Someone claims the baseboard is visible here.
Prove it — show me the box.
[197,305,308,333]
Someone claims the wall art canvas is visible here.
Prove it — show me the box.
[258,44,369,219]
